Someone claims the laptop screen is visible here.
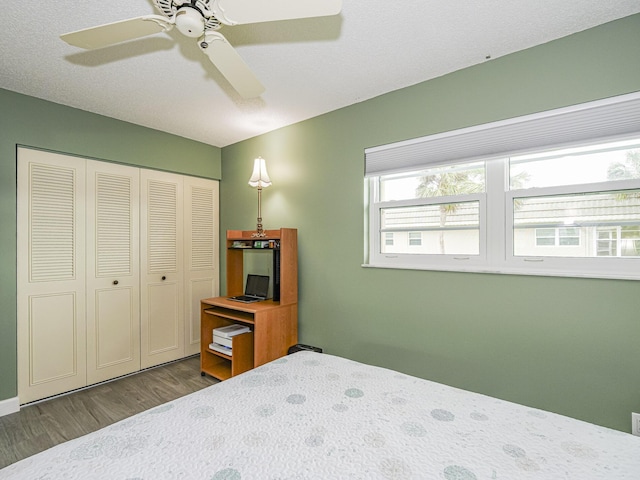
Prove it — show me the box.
[245,274,269,298]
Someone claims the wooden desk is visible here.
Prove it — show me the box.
[200,297,298,381]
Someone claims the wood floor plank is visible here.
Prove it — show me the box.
[0,356,217,469]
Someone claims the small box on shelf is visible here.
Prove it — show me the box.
[230,240,253,249]
[253,240,273,249]
[229,239,279,249]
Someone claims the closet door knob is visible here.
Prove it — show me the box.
[161,276,166,281]
[113,280,119,285]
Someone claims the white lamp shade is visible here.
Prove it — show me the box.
[248,157,272,188]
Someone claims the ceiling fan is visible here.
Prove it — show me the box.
[60,0,342,98]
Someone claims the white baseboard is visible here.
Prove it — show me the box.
[0,396,20,417]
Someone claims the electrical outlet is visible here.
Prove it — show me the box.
[632,413,640,436]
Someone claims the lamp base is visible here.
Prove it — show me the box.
[252,218,267,238]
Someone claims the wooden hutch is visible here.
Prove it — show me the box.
[200,228,298,380]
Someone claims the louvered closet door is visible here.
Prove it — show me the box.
[140,170,184,368]
[86,161,140,384]
[183,177,219,356]
[17,148,87,404]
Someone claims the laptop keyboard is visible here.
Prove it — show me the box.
[231,295,262,302]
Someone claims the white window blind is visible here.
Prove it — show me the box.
[365,92,640,177]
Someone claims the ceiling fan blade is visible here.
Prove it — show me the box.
[199,32,265,98]
[61,15,173,49]
[211,0,342,25]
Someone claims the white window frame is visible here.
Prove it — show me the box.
[504,178,640,278]
[370,188,488,270]
[364,92,640,280]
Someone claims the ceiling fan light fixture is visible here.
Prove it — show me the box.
[175,7,206,37]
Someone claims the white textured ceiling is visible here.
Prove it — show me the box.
[1,1,639,147]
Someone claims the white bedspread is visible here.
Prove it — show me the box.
[2,351,639,479]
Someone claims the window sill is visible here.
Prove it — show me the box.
[362,262,640,281]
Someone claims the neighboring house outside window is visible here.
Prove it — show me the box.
[365,93,640,279]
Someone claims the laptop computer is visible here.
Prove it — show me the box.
[229,274,269,303]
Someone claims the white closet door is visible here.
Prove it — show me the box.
[86,161,140,384]
[140,170,184,368]
[17,148,87,404]
[183,177,219,356]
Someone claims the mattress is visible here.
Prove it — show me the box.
[1,351,639,479]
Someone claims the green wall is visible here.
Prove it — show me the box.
[221,14,640,432]
[0,89,221,402]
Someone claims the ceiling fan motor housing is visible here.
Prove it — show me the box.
[175,7,206,37]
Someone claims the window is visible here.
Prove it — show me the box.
[596,228,617,256]
[365,92,640,280]
[375,162,484,259]
[408,232,422,246]
[385,232,394,246]
[535,228,580,247]
[509,141,640,261]
[596,226,640,257]
[559,228,580,246]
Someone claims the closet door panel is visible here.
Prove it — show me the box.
[184,177,219,355]
[86,161,140,384]
[140,170,184,368]
[147,282,181,352]
[94,288,137,363]
[17,148,87,404]
[29,293,79,384]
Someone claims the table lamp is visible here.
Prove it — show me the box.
[248,156,271,238]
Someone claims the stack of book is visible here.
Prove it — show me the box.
[209,324,251,356]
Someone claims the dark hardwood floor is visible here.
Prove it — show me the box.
[0,356,217,469]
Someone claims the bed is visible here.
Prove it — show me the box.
[1,351,639,479]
